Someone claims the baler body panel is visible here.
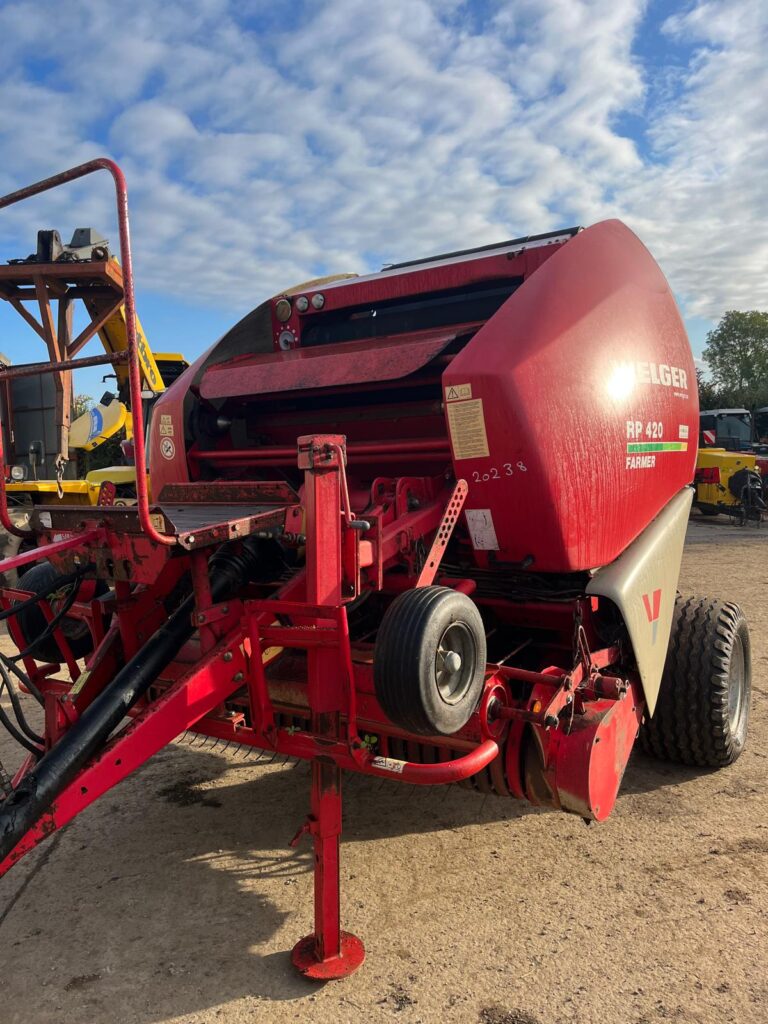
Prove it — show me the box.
[199,328,457,400]
[586,485,693,714]
[443,220,698,572]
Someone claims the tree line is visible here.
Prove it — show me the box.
[698,310,768,410]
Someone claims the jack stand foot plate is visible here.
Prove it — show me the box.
[291,931,366,980]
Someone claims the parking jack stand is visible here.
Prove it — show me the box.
[290,436,365,979]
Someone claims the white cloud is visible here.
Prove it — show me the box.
[0,0,765,334]
[616,0,768,317]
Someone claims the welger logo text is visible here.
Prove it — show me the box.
[620,362,689,390]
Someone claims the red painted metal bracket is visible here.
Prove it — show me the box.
[0,528,104,576]
[416,478,468,587]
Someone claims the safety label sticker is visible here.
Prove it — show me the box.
[371,756,405,774]
[678,424,689,439]
[446,398,489,460]
[465,508,499,551]
[159,414,175,437]
[160,437,176,460]
[445,383,472,402]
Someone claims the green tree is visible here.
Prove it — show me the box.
[695,367,719,410]
[73,393,92,419]
[702,311,768,408]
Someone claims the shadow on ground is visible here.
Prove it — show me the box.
[0,733,714,1024]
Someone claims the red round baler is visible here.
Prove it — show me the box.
[0,162,751,979]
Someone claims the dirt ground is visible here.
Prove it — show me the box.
[1,514,766,1024]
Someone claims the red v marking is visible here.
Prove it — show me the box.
[642,589,662,623]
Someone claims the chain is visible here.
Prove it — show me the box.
[55,453,66,499]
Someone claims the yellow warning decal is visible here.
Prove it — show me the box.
[446,399,490,460]
[445,383,472,402]
[69,670,91,698]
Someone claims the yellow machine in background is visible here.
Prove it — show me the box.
[68,393,130,451]
[693,448,765,522]
[0,229,188,583]
[68,351,188,454]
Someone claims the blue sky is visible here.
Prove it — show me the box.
[0,0,766,400]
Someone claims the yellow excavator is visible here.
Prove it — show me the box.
[0,228,187,574]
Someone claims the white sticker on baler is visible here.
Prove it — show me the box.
[446,398,489,460]
[445,383,472,402]
[159,414,175,437]
[371,756,405,774]
[465,509,499,551]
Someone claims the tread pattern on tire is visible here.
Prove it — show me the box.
[639,595,750,768]
[374,586,485,737]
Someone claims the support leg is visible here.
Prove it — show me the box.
[291,436,365,979]
[291,743,364,979]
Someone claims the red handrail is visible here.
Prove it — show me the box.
[0,159,175,547]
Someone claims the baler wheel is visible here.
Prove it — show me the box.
[12,561,107,664]
[639,595,750,767]
[374,586,486,736]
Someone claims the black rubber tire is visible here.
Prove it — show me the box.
[13,562,105,664]
[639,595,751,767]
[373,586,486,736]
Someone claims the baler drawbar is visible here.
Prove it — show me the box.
[0,161,752,980]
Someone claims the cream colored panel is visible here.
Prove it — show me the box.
[587,487,692,715]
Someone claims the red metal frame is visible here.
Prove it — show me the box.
[0,158,173,547]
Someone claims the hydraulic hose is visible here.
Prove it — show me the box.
[0,565,89,624]
[0,537,265,863]
[0,701,41,756]
[8,571,85,663]
[0,667,43,745]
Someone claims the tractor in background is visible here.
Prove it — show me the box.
[694,408,767,522]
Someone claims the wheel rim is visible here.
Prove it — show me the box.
[435,621,476,705]
[728,633,746,733]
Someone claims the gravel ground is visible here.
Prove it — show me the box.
[1,514,766,1024]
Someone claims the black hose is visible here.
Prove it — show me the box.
[0,653,44,706]
[0,668,43,745]
[0,565,89,624]
[8,570,87,664]
[0,700,41,757]
[0,537,265,864]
